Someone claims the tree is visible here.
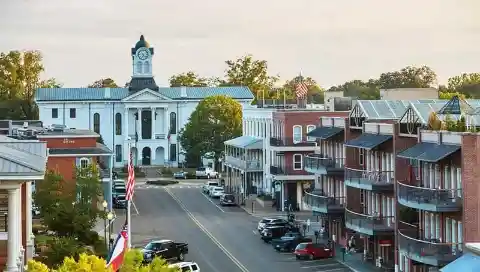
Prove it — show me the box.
[0,50,61,120]
[282,75,325,103]
[88,78,119,88]
[438,91,466,100]
[447,73,480,98]
[327,79,380,100]
[224,55,278,102]
[28,250,180,272]
[378,65,437,89]
[169,71,207,87]
[34,166,103,238]
[179,95,242,168]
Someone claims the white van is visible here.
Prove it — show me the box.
[169,261,200,271]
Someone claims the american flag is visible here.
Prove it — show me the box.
[126,150,135,201]
[295,80,308,99]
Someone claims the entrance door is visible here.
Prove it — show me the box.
[286,183,297,211]
[142,147,151,165]
[141,110,152,139]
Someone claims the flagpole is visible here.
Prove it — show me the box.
[127,142,132,249]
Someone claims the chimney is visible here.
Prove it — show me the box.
[180,86,187,98]
[104,87,111,99]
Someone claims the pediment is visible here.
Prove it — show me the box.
[122,89,170,102]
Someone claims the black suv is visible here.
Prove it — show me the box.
[261,225,293,243]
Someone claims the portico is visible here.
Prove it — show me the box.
[0,136,47,272]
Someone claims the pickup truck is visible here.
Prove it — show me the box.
[141,239,188,263]
[195,167,219,179]
[271,232,312,252]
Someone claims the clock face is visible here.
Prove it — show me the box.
[137,49,149,60]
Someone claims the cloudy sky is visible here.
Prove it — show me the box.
[1,0,479,88]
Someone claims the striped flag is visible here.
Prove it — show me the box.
[106,222,128,271]
[295,80,308,99]
[126,149,135,201]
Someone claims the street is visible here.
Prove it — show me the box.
[117,181,354,272]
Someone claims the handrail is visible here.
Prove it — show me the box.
[304,191,345,199]
[345,167,394,174]
[397,180,462,193]
[398,229,462,247]
[345,207,394,220]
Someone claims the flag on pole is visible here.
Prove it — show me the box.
[295,79,308,99]
[126,149,135,201]
[106,222,128,271]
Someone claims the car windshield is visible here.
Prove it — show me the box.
[214,188,223,191]
[209,183,219,186]
[115,188,126,194]
[197,167,205,171]
[224,195,234,200]
[296,243,309,250]
[144,242,157,250]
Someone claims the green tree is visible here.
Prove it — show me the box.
[0,50,61,120]
[179,95,242,168]
[88,78,119,88]
[447,73,480,98]
[169,71,207,87]
[282,75,325,103]
[327,79,380,100]
[378,65,437,89]
[224,55,278,103]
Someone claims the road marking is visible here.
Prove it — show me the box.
[200,191,225,212]
[302,263,339,269]
[251,230,257,235]
[313,268,344,272]
[164,188,249,272]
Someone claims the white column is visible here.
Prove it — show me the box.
[137,108,142,140]
[151,107,156,139]
[6,187,20,272]
[17,185,23,268]
[164,109,169,135]
[124,108,129,137]
[25,182,33,261]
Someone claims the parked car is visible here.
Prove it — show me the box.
[294,242,333,260]
[202,181,219,194]
[257,217,288,233]
[195,167,218,179]
[260,226,292,243]
[169,261,200,272]
[209,186,224,198]
[271,232,312,252]
[173,171,187,179]
[219,194,236,206]
[113,185,126,197]
[141,239,189,263]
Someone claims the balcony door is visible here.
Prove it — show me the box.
[141,109,152,139]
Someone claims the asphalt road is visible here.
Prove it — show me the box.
[104,181,354,272]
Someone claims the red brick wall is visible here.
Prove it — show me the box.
[274,111,348,139]
[283,151,311,174]
[461,133,480,243]
[344,120,363,214]
[43,137,97,148]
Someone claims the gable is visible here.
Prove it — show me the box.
[122,89,171,102]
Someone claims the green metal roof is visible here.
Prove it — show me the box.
[224,136,263,149]
[35,86,254,101]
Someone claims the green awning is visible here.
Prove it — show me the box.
[344,134,392,150]
[397,142,460,162]
[224,136,263,149]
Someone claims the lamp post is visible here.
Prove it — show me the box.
[107,212,114,252]
[102,200,108,250]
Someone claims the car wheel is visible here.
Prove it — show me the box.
[178,253,184,261]
[309,254,314,260]
[207,174,211,179]
[295,255,300,260]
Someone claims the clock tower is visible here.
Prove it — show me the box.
[128,35,159,93]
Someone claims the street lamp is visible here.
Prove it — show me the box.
[102,200,108,250]
[107,212,114,252]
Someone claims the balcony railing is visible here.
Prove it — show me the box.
[224,155,263,171]
[397,181,462,212]
[155,133,166,139]
[398,229,462,267]
[304,154,344,175]
[270,137,316,147]
[345,208,394,235]
[344,168,394,192]
[303,191,344,214]
[270,165,310,176]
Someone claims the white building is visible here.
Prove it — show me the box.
[35,35,254,168]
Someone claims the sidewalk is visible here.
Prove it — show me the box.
[332,246,385,272]
[240,197,313,218]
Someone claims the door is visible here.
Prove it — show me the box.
[142,147,151,165]
[141,109,152,139]
[160,242,173,259]
[286,183,297,210]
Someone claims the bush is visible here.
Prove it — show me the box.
[39,237,86,268]
[33,224,48,235]
[160,167,173,176]
[145,180,179,186]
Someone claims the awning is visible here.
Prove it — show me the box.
[307,127,344,140]
[344,134,392,150]
[48,143,113,156]
[439,253,480,272]
[224,135,263,149]
[397,142,460,162]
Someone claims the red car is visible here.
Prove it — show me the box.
[294,242,333,260]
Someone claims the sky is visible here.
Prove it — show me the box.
[1,0,479,88]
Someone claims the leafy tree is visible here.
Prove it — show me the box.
[28,250,180,272]
[282,75,325,103]
[378,65,437,89]
[0,50,61,119]
[224,55,278,103]
[35,166,103,238]
[169,71,207,87]
[438,91,467,100]
[88,78,119,88]
[447,73,480,98]
[327,79,380,100]
[179,95,242,168]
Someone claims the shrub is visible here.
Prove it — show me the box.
[33,224,48,235]
[39,237,86,268]
[160,167,173,176]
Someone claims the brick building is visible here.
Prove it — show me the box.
[305,97,480,271]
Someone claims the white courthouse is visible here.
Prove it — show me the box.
[35,35,254,167]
